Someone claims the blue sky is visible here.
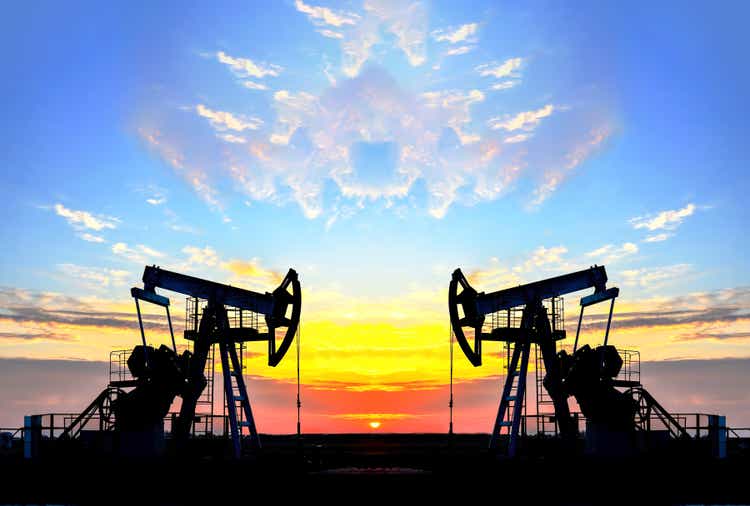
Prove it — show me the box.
[1,0,749,431]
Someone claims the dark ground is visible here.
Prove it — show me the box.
[1,433,748,505]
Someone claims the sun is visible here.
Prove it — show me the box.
[368,421,381,430]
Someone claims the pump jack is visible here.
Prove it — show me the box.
[449,266,619,456]
[126,265,301,458]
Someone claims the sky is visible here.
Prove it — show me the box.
[1,0,749,434]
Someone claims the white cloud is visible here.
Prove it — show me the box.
[112,243,165,264]
[218,133,247,144]
[491,80,519,91]
[53,204,119,231]
[136,184,167,206]
[529,125,611,207]
[182,246,219,267]
[504,133,528,144]
[518,245,569,272]
[139,128,226,215]
[644,233,672,243]
[420,88,485,145]
[215,51,282,78]
[630,203,696,231]
[195,104,262,132]
[341,0,427,76]
[369,0,427,67]
[294,0,359,27]
[242,80,268,91]
[476,58,523,78]
[585,242,638,264]
[432,23,479,44]
[488,104,555,132]
[445,45,475,56]
[318,29,344,39]
[57,264,131,290]
[78,233,105,243]
[619,264,692,290]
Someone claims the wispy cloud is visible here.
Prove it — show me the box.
[630,203,696,231]
[78,233,105,243]
[619,264,692,290]
[504,133,529,144]
[218,133,247,144]
[445,45,475,56]
[294,0,359,27]
[139,128,225,215]
[135,184,168,206]
[585,242,638,264]
[215,51,282,78]
[195,104,262,132]
[476,58,523,78]
[111,242,165,264]
[491,80,519,91]
[57,263,131,290]
[644,232,672,243]
[529,125,611,207]
[53,203,119,232]
[181,245,219,267]
[221,258,282,285]
[242,80,269,91]
[488,104,555,132]
[318,28,344,39]
[432,23,479,44]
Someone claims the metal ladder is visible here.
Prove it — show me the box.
[219,341,260,458]
[489,341,531,457]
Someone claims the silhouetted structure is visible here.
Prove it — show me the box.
[448,265,708,457]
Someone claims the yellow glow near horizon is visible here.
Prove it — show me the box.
[369,421,381,429]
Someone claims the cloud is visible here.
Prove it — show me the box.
[504,133,528,144]
[218,133,247,144]
[630,203,696,231]
[619,264,692,290]
[221,258,283,285]
[242,80,269,91]
[112,242,166,264]
[476,58,523,78]
[529,125,611,207]
[78,233,105,243]
[491,80,519,91]
[468,245,572,288]
[488,104,555,132]
[294,0,359,27]
[338,0,427,77]
[139,128,225,214]
[146,29,613,219]
[432,23,479,44]
[53,203,119,232]
[57,264,131,291]
[644,233,672,243]
[195,104,262,132]
[318,29,344,39]
[367,0,427,67]
[215,51,282,78]
[182,246,219,267]
[445,45,475,56]
[585,242,639,264]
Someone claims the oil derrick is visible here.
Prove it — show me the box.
[448,264,697,457]
[56,265,302,459]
